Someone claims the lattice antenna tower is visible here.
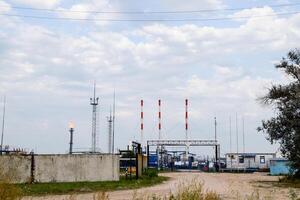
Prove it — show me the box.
[107,107,113,153]
[90,81,99,153]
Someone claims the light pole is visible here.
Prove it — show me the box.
[0,96,6,156]
[69,122,75,154]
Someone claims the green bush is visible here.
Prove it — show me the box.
[143,169,158,178]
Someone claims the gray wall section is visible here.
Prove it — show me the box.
[0,154,119,183]
[0,155,32,183]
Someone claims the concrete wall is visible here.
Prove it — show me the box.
[0,154,119,183]
[142,155,148,169]
[0,155,32,183]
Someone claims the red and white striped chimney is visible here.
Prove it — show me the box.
[140,100,144,145]
[158,99,162,140]
[185,99,188,140]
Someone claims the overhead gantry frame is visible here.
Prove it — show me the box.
[146,139,221,171]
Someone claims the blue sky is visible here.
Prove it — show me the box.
[0,0,299,156]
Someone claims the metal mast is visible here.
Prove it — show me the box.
[236,113,239,152]
[0,96,6,155]
[229,116,233,170]
[214,117,217,141]
[242,116,245,154]
[90,82,99,153]
[236,113,239,169]
[112,90,115,154]
[107,108,113,153]
[214,116,217,163]
[229,116,232,153]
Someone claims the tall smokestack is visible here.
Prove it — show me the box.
[140,100,144,146]
[158,99,162,140]
[185,99,188,140]
[185,99,189,157]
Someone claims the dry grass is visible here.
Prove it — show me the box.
[93,192,110,200]
[0,181,22,200]
[66,180,221,200]
[68,191,109,200]
[131,180,221,200]
[0,157,22,200]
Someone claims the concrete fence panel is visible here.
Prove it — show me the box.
[0,154,119,183]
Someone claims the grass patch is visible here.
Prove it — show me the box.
[18,176,169,196]
[278,177,300,188]
[255,177,300,189]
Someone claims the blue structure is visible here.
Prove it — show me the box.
[270,158,291,175]
[148,154,158,168]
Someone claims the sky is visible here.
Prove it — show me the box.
[0,0,299,156]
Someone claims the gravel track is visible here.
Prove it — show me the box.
[23,172,299,200]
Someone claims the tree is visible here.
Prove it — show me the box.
[258,49,300,177]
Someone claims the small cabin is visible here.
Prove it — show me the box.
[225,153,276,170]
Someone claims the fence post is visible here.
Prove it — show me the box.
[30,151,35,183]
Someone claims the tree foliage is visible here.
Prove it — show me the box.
[258,49,300,177]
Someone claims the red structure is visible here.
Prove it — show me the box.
[185,99,188,140]
[158,99,162,140]
[140,100,144,145]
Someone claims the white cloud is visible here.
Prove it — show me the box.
[12,0,61,8]
[0,1,11,12]
[0,4,299,153]
[57,0,117,26]
[162,0,224,10]
[185,72,271,100]
[137,9,300,55]
[230,6,276,20]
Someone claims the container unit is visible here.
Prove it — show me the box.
[225,153,276,170]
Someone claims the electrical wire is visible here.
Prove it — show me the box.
[1,2,300,14]
[0,10,299,22]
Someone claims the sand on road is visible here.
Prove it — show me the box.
[23,172,299,200]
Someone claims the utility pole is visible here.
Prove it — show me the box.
[242,116,245,154]
[112,90,115,154]
[236,113,239,154]
[229,116,232,152]
[1,96,6,155]
[214,116,218,171]
[229,116,232,170]
[112,90,116,180]
[236,113,239,170]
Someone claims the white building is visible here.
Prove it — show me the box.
[225,153,276,170]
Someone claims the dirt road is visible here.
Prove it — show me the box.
[23,172,299,200]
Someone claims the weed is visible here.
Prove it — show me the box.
[0,156,22,200]
[143,169,158,178]
[288,189,300,200]
[93,192,109,200]
[131,180,220,200]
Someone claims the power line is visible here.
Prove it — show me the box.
[0,11,299,22]
[1,2,300,14]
